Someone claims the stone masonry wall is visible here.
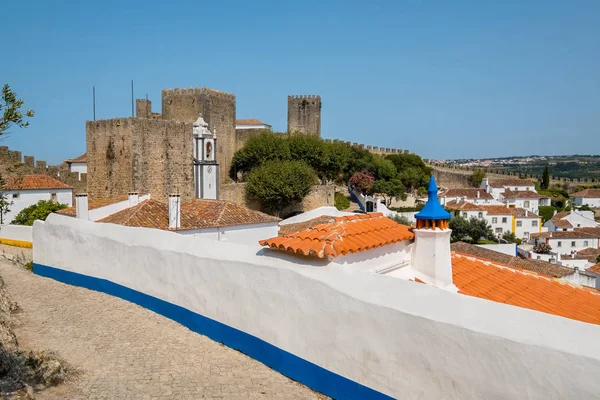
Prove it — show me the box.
[161,88,236,185]
[287,95,321,136]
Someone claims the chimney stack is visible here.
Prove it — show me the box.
[525,210,528,217]
[476,190,480,199]
[412,176,455,291]
[128,191,139,207]
[75,193,89,220]
[168,194,181,229]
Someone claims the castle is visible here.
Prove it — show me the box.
[86,87,323,202]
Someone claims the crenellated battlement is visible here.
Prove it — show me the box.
[162,87,235,100]
[288,95,321,100]
[322,139,410,155]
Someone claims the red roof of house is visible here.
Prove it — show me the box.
[571,189,600,198]
[487,178,534,187]
[439,189,493,200]
[444,200,484,211]
[452,252,600,325]
[259,213,414,259]
[66,153,87,163]
[552,219,573,229]
[3,174,72,190]
[588,263,600,275]
[502,190,547,199]
[478,205,513,215]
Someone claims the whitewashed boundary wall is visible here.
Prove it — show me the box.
[33,215,600,399]
[0,225,33,245]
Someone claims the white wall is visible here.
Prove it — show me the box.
[179,222,279,247]
[375,202,417,223]
[573,197,600,208]
[2,188,72,225]
[0,225,33,243]
[279,206,353,225]
[69,162,87,180]
[32,215,600,399]
[503,198,540,214]
[546,237,599,252]
[515,217,541,241]
[87,194,151,221]
[485,214,512,237]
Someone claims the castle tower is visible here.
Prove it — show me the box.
[193,115,219,199]
[287,95,321,136]
[411,176,455,291]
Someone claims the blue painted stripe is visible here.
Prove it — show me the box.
[33,263,394,400]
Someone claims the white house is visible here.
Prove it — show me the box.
[1,174,73,225]
[544,210,599,232]
[479,205,513,238]
[500,190,550,215]
[65,153,87,180]
[510,208,542,241]
[481,178,536,200]
[571,189,600,209]
[444,200,486,220]
[438,188,497,205]
[530,230,600,253]
[235,119,272,130]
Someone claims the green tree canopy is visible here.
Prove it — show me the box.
[11,200,67,226]
[1,84,35,135]
[449,216,495,243]
[230,132,290,177]
[541,165,550,190]
[502,231,521,244]
[245,160,317,216]
[470,169,486,188]
[369,179,407,206]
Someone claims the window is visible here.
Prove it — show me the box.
[577,224,581,227]
[50,193,57,201]
[536,256,541,260]
[524,232,529,239]
[12,193,19,200]
[478,212,483,218]
[502,217,507,223]
[516,221,522,227]
[557,241,562,247]
[584,241,589,247]
[492,217,498,224]
[462,212,467,218]
[495,228,503,234]
[524,201,530,208]
[571,241,576,247]
[532,220,538,227]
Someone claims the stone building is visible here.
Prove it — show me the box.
[287,95,321,136]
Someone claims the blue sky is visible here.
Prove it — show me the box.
[2,0,599,164]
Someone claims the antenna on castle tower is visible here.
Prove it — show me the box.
[92,86,96,121]
[131,80,134,117]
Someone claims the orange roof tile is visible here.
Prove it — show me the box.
[56,194,131,216]
[587,263,600,275]
[4,174,72,190]
[452,253,600,325]
[552,219,573,229]
[502,190,547,199]
[487,178,534,187]
[181,199,280,228]
[98,199,196,230]
[479,205,513,215]
[439,188,493,200]
[444,200,484,211]
[236,119,269,126]
[66,153,87,163]
[571,189,600,198]
[259,213,414,259]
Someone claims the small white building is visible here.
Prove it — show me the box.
[511,208,542,241]
[438,188,497,205]
[500,190,550,215]
[235,119,272,130]
[544,210,599,232]
[444,200,485,220]
[479,205,513,238]
[481,178,536,200]
[65,153,87,181]
[530,230,600,253]
[1,174,73,225]
[571,189,600,209]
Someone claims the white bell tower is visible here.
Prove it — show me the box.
[193,115,219,199]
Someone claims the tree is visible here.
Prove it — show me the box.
[541,164,550,190]
[245,160,317,216]
[348,170,374,195]
[502,231,522,245]
[1,84,34,136]
[449,216,472,242]
[0,173,12,225]
[369,156,397,181]
[370,179,407,206]
[11,200,68,226]
[596,255,600,263]
[533,243,552,254]
[468,217,495,242]
[230,132,290,178]
[386,153,431,193]
[449,216,494,243]
[334,192,350,211]
[470,169,486,188]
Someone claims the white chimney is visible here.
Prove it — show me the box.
[75,193,89,220]
[481,178,488,189]
[553,209,557,216]
[525,210,528,217]
[128,191,139,207]
[476,190,480,198]
[168,194,181,229]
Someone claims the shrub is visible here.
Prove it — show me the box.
[230,132,290,178]
[502,231,522,244]
[334,192,350,211]
[348,170,374,195]
[538,206,557,223]
[533,243,552,254]
[392,214,412,226]
[470,169,486,188]
[449,216,494,243]
[11,200,67,226]
[246,160,317,216]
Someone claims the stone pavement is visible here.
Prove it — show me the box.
[0,251,324,399]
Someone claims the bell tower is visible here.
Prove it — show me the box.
[193,115,219,199]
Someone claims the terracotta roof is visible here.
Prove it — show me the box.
[66,153,87,163]
[571,189,600,198]
[552,219,573,229]
[444,200,484,211]
[487,178,534,187]
[452,253,600,325]
[259,213,414,259]
[451,242,575,278]
[551,211,570,221]
[56,194,130,216]
[479,205,513,215]
[587,263,600,275]
[98,198,280,230]
[236,119,269,126]
[181,199,280,228]
[530,230,600,239]
[439,189,493,200]
[502,190,547,199]
[3,174,72,190]
[576,227,600,237]
[577,248,600,263]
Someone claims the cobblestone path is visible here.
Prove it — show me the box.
[0,256,322,399]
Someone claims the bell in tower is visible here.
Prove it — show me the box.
[193,115,219,199]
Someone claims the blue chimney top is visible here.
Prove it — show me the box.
[415,176,451,221]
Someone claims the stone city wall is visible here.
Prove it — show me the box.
[287,95,321,136]
[322,139,411,156]
[33,214,600,400]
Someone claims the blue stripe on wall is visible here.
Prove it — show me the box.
[33,263,394,400]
